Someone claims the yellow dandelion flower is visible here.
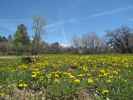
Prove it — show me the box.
[87,78,94,84]
[73,79,80,85]
[102,89,109,95]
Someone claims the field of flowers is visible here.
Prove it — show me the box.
[0,54,133,100]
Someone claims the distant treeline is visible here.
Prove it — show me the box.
[0,17,133,55]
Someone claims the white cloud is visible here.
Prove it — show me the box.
[128,18,133,22]
[90,6,133,17]
[45,20,65,29]
[60,43,71,47]
[45,18,78,29]
[45,6,133,30]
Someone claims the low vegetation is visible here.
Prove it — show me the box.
[0,54,133,100]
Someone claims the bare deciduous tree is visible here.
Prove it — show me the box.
[32,16,46,54]
[106,26,133,53]
[72,33,106,54]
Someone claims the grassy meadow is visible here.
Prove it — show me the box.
[0,54,133,100]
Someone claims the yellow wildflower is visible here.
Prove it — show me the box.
[102,89,109,95]
[17,81,28,89]
[87,78,94,84]
[73,79,80,85]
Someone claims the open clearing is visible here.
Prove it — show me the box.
[0,54,133,100]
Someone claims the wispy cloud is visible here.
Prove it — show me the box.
[46,6,133,30]
[45,21,65,29]
[1,6,132,35]
[45,18,77,29]
[90,6,133,17]
[128,18,133,22]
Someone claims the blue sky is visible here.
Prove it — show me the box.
[0,0,133,45]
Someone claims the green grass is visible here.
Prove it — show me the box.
[0,54,133,100]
